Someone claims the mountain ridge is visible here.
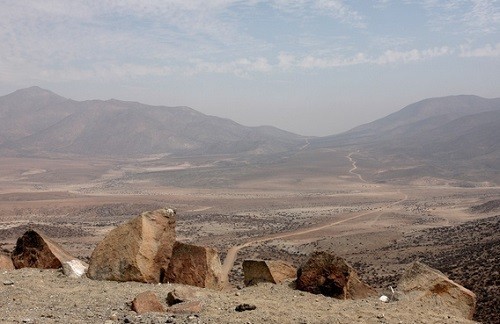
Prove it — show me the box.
[309,94,500,183]
[0,87,304,157]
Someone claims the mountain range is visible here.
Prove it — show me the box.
[0,87,304,157]
[1,87,499,182]
[311,95,500,183]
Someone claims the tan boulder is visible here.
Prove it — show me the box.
[398,261,476,320]
[87,208,176,283]
[166,286,199,306]
[163,241,222,289]
[296,251,377,299]
[11,230,76,269]
[131,291,165,314]
[168,300,203,314]
[0,251,14,270]
[242,259,296,286]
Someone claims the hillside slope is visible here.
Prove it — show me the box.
[311,95,500,183]
[0,87,304,157]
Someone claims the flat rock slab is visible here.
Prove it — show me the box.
[398,261,477,320]
[168,300,203,314]
[243,259,296,286]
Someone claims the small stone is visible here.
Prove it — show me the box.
[235,292,241,296]
[3,280,14,285]
[379,295,389,303]
[235,304,257,312]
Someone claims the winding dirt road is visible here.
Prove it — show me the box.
[347,152,366,182]
[220,190,408,284]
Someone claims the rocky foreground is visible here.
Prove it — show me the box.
[1,268,476,324]
[0,208,482,323]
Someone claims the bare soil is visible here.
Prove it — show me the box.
[0,149,498,323]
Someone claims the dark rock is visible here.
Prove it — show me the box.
[235,303,257,312]
[296,251,377,299]
[11,230,77,269]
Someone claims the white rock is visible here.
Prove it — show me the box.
[62,259,89,278]
[379,295,389,303]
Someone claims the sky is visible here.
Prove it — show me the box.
[0,1,499,136]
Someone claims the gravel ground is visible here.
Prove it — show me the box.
[1,268,476,324]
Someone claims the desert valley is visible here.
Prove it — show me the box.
[0,87,499,323]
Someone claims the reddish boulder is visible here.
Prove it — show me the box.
[163,241,222,289]
[398,261,477,320]
[131,291,165,314]
[87,208,176,283]
[243,259,296,286]
[296,251,376,299]
[0,251,14,270]
[11,230,76,269]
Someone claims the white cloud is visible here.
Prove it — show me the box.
[374,46,452,65]
[188,57,272,77]
[421,0,499,34]
[278,52,296,69]
[271,0,365,28]
[460,43,500,57]
[298,53,367,68]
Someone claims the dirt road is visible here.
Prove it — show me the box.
[347,152,366,182]
[220,191,408,284]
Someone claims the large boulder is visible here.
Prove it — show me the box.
[242,259,296,286]
[163,241,222,289]
[11,230,76,269]
[87,208,176,283]
[0,251,14,270]
[296,251,376,299]
[398,261,476,320]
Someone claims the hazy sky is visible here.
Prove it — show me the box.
[1,1,499,136]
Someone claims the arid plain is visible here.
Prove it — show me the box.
[1,145,498,322]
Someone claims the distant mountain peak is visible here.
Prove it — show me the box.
[10,86,67,101]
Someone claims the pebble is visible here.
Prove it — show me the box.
[235,304,257,312]
[3,280,14,285]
